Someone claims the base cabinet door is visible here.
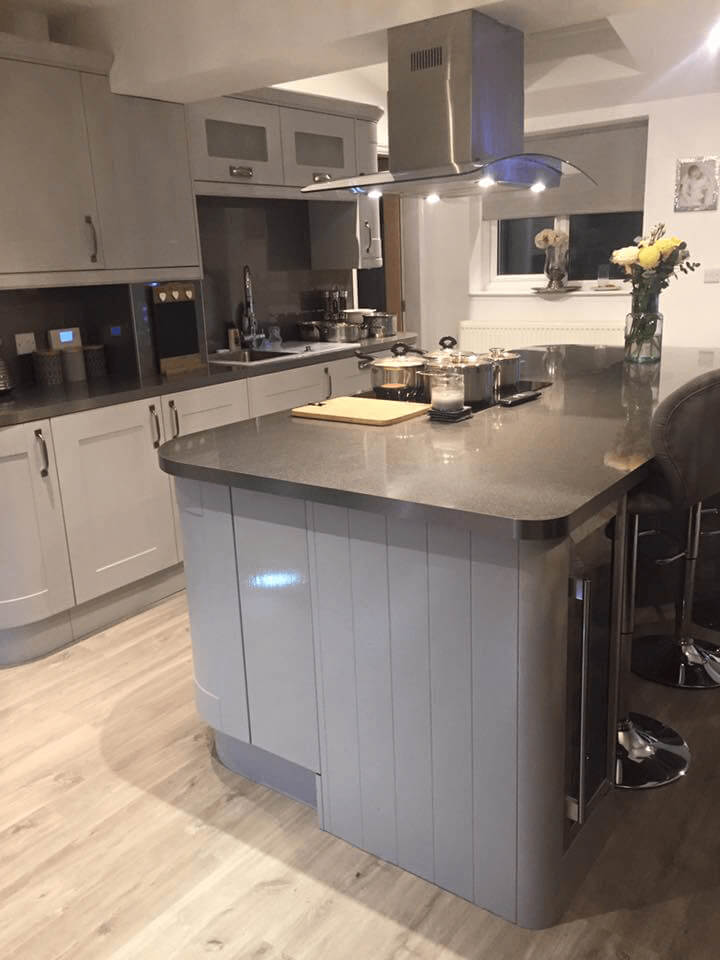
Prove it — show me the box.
[327,356,372,397]
[247,365,329,417]
[81,74,199,270]
[0,420,74,628]
[52,400,178,604]
[160,380,249,440]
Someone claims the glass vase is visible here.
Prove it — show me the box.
[544,245,569,290]
[624,292,663,364]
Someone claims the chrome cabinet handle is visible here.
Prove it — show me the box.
[85,215,98,263]
[149,404,161,449]
[313,172,332,183]
[229,164,254,179]
[169,399,180,439]
[34,428,49,478]
[364,219,372,254]
[567,577,592,825]
[325,367,333,400]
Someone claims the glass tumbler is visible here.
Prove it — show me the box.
[430,372,465,413]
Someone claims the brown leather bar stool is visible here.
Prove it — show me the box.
[630,369,720,688]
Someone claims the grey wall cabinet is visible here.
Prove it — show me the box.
[0,60,103,274]
[355,120,383,269]
[81,75,199,270]
[186,97,285,186]
[51,400,179,604]
[280,108,357,187]
[0,419,75,629]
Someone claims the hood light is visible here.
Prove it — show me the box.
[530,181,546,193]
[426,193,440,204]
[368,189,382,199]
[476,176,495,188]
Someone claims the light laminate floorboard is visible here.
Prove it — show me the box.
[1,592,718,959]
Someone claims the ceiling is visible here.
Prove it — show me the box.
[3,0,719,114]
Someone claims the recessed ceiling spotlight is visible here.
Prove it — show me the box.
[709,21,720,53]
[426,193,440,204]
[476,176,495,188]
[530,181,546,193]
[368,189,382,200]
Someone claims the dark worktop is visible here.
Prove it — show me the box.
[158,345,720,540]
[0,334,414,428]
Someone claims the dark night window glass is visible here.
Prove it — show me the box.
[568,211,644,280]
[497,216,554,275]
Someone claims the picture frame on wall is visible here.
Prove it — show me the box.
[674,157,719,212]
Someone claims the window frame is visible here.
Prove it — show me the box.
[490,214,574,287]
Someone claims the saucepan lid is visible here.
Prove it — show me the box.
[355,342,426,369]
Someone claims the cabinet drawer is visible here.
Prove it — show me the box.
[247,365,329,417]
[187,98,284,185]
[280,108,357,187]
[161,380,249,439]
[52,400,178,603]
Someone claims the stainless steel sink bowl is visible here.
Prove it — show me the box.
[210,349,295,365]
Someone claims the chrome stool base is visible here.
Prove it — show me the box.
[616,712,691,789]
[632,634,720,688]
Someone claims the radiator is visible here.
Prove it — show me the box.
[460,323,624,354]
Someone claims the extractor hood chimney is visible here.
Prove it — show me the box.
[302,9,595,200]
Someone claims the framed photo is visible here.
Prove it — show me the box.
[674,157,719,212]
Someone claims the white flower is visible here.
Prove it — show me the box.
[611,245,640,267]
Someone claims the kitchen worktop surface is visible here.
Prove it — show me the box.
[159,345,719,539]
[0,334,414,428]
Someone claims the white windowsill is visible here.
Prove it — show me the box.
[471,286,630,299]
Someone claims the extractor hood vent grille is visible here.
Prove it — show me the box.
[410,45,443,71]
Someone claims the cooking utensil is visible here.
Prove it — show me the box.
[423,336,494,405]
[298,320,321,341]
[292,395,430,426]
[355,342,427,401]
[319,321,363,343]
[0,356,13,394]
[367,313,397,338]
[481,347,521,391]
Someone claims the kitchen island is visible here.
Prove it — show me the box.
[159,345,716,928]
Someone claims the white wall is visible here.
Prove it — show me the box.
[410,91,720,351]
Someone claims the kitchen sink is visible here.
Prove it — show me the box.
[209,349,295,366]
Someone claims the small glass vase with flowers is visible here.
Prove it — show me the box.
[534,228,570,290]
[611,223,699,364]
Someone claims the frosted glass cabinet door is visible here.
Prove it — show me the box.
[186,98,284,185]
[52,400,179,604]
[0,60,102,273]
[0,420,74,629]
[280,108,357,187]
[81,75,199,270]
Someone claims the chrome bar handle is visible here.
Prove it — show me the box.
[364,219,372,254]
[568,577,592,825]
[85,215,98,263]
[34,428,49,478]
[313,172,332,183]
[324,367,333,400]
[169,399,180,439]
[229,165,253,178]
[149,404,161,449]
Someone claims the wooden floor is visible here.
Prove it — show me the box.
[2,592,719,960]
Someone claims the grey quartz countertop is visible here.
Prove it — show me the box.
[0,334,415,428]
[159,345,720,540]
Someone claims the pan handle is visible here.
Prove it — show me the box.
[391,342,426,357]
[439,335,457,349]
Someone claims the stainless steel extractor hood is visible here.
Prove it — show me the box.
[302,9,595,200]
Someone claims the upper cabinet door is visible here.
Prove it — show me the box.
[186,98,284,185]
[52,400,179,604]
[0,420,74,629]
[81,75,199,270]
[355,120,383,268]
[280,108,357,187]
[0,60,102,273]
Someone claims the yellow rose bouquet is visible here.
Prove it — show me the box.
[610,223,700,363]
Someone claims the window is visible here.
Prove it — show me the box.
[496,211,643,282]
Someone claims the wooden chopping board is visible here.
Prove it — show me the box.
[292,396,430,426]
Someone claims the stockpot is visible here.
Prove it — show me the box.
[355,342,427,401]
[423,336,494,405]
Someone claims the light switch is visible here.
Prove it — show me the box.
[15,332,36,355]
[704,268,720,284]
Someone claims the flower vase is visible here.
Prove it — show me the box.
[624,292,663,364]
[544,245,569,290]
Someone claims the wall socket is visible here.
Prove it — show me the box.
[15,332,37,356]
[704,268,720,284]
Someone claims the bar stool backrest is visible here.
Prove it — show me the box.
[651,368,720,508]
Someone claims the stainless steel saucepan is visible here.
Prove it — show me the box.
[355,343,427,401]
[423,336,494,405]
